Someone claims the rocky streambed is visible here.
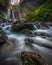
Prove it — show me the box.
[0,22,52,65]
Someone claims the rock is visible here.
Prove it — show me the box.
[0,30,7,46]
[11,21,34,32]
[21,51,47,65]
[25,37,34,45]
[21,29,33,36]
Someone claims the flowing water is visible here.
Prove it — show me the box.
[7,9,11,19]
[7,9,15,21]
[12,10,15,21]
[0,24,52,65]
[7,0,20,21]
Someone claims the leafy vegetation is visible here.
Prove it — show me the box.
[0,0,9,19]
[0,11,7,19]
[27,1,52,22]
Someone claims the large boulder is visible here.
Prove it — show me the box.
[21,51,47,65]
[0,30,7,46]
[11,21,34,32]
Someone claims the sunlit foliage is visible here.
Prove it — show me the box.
[27,0,52,22]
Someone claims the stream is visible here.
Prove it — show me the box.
[0,23,52,65]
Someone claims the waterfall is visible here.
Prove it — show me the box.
[7,9,15,21]
[7,0,20,21]
[12,10,15,20]
[7,9,11,20]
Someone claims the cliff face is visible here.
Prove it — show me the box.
[19,0,47,19]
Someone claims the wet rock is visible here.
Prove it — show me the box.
[11,22,34,32]
[21,51,47,65]
[21,29,33,36]
[0,30,7,46]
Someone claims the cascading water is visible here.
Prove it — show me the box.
[2,24,38,53]
[7,0,20,21]
[7,9,11,20]
[12,10,15,20]
[0,23,52,65]
[7,9,15,21]
[2,25,12,35]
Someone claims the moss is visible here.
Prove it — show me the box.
[21,51,47,65]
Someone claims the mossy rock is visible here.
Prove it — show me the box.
[21,51,47,65]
